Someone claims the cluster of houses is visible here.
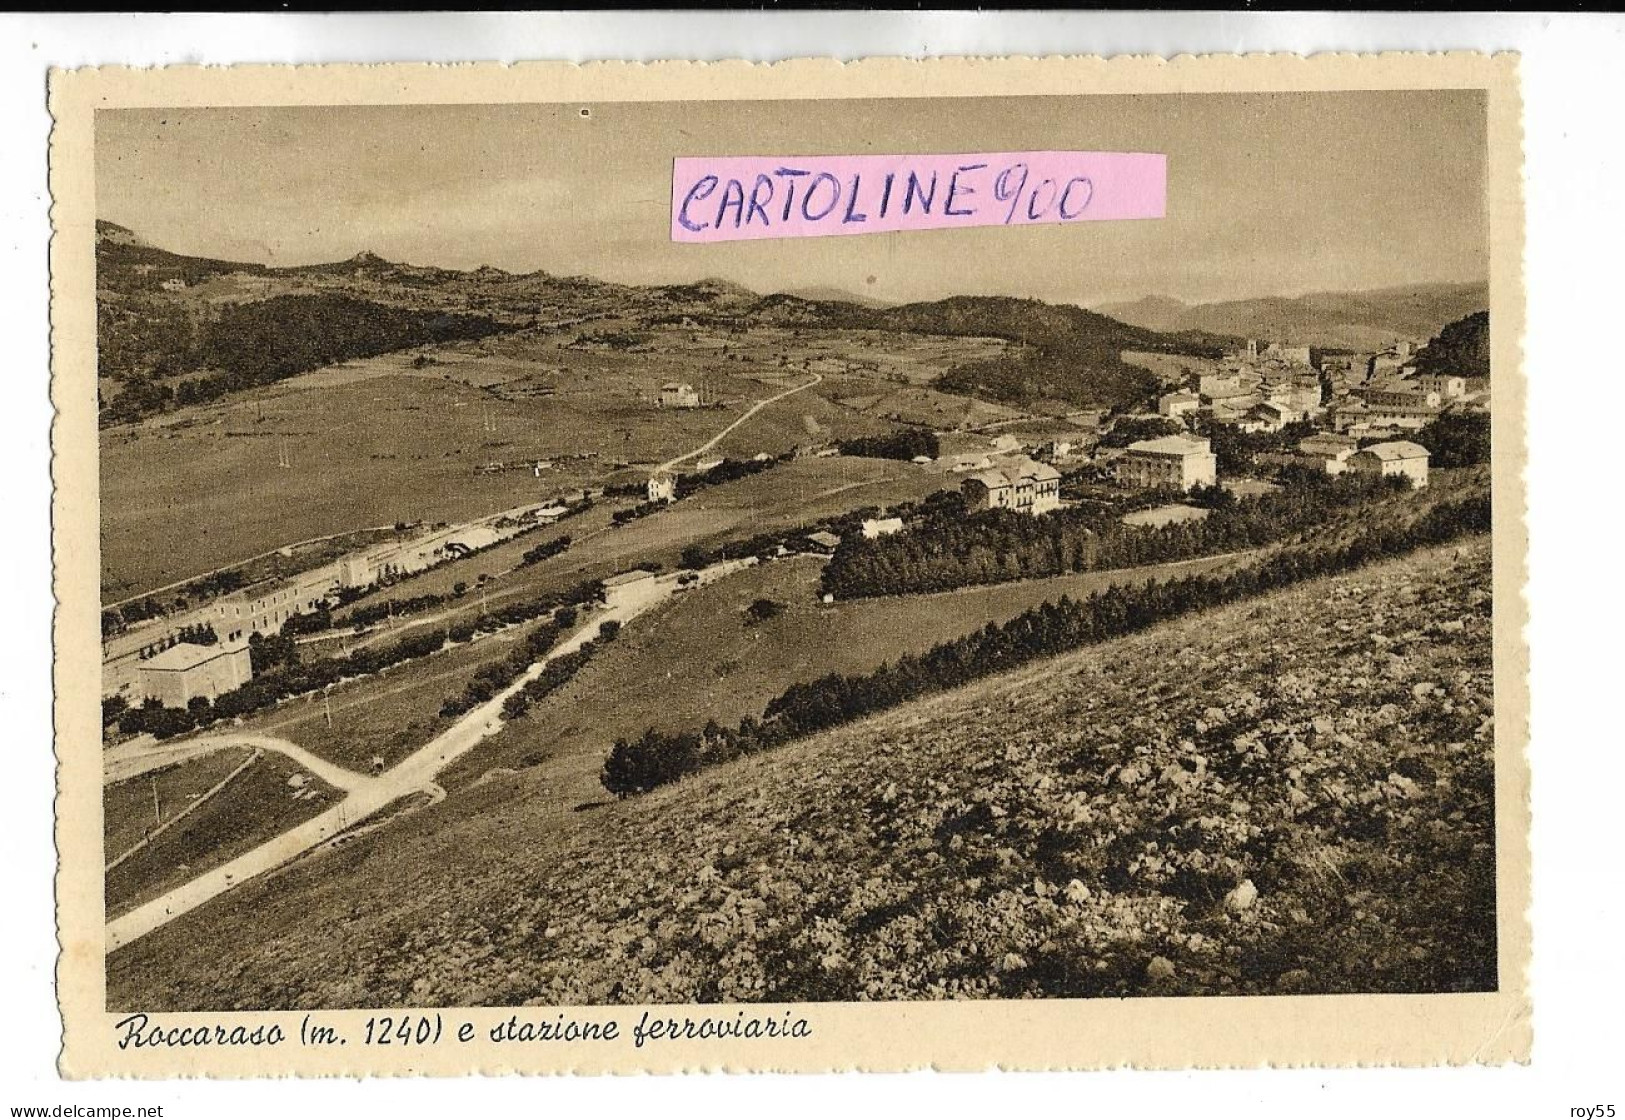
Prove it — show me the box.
[1157,336,1487,443]
[909,331,1473,511]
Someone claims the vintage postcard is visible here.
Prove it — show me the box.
[51,54,1528,1076]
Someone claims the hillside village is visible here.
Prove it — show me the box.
[101,296,1490,721]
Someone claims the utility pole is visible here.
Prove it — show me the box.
[323,686,333,729]
[150,775,160,827]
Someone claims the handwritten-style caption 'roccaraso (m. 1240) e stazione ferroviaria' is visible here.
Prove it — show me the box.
[670,151,1167,243]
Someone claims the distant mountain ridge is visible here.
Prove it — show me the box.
[89,222,1233,424]
[777,285,894,309]
[1099,282,1490,351]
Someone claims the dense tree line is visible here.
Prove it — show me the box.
[820,473,1412,600]
[439,609,576,719]
[346,591,455,631]
[281,607,333,637]
[1095,416,1186,449]
[134,623,219,661]
[834,429,939,461]
[1416,411,1492,468]
[1192,418,1318,475]
[674,455,780,498]
[1414,310,1490,379]
[99,294,505,426]
[601,493,1491,797]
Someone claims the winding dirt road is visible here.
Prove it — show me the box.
[654,372,822,475]
[105,560,752,953]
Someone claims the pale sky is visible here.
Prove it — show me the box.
[95,91,1488,306]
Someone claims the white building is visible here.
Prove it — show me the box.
[1263,343,1313,367]
[1416,372,1468,399]
[647,473,676,503]
[1158,390,1200,420]
[1116,435,1218,492]
[659,382,701,409]
[960,457,1062,516]
[861,517,905,539]
[1347,440,1430,488]
[138,642,253,708]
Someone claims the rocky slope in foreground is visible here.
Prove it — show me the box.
[111,538,1497,1009]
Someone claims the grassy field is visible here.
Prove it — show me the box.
[1121,349,1227,388]
[1122,504,1210,528]
[107,535,1495,1010]
[439,546,1265,797]
[334,455,947,629]
[105,750,339,920]
[103,746,254,861]
[99,323,931,600]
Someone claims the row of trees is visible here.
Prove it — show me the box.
[438,608,578,719]
[820,472,1414,600]
[1416,412,1492,468]
[600,492,1491,797]
[500,619,622,721]
[674,456,779,498]
[519,535,572,567]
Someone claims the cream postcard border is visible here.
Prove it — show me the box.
[49,53,1529,1077]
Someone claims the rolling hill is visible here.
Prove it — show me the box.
[94,223,1229,423]
[1099,282,1490,351]
[108,535,1495,1009]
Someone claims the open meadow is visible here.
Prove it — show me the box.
[99,322,916,599]
[105,750,340,920]
[103,746,255,860]
[440,544,1262,796]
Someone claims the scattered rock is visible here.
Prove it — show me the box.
[1224,879,1259,913]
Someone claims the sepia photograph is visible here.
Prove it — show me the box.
[46,53,1530,1076]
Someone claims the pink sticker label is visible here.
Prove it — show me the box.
[671,151,1166,243]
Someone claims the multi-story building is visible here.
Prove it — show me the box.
[1116,435,1218,492]
[138,641,254,708]
[960,457,1063,515]
[1348,440,1431,488]
[1158,390,1200,420]
[659,382,701,409]
[1330,400,1442,434]
[1415,372,1468,399]
[647,473,676,503]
